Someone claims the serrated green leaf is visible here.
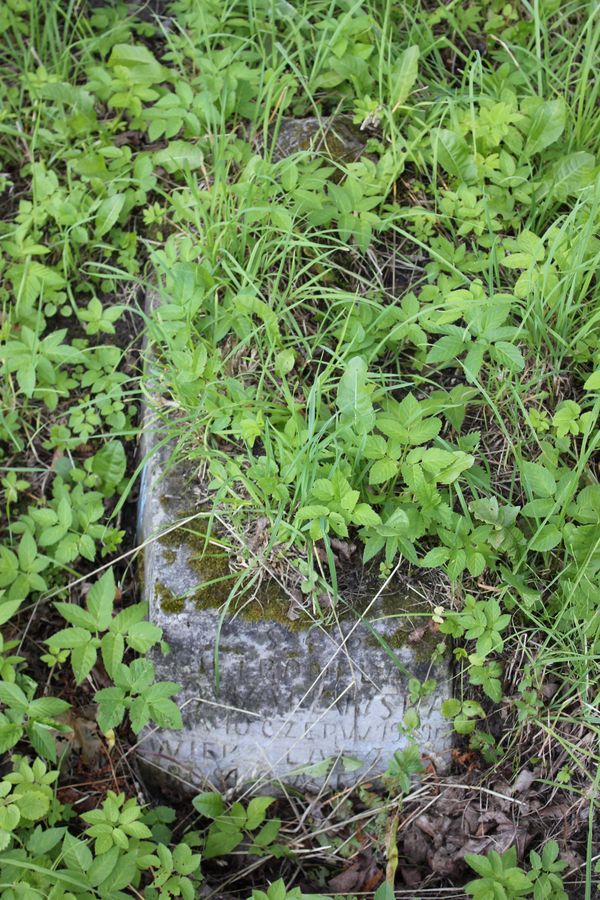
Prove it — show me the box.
[87,569,115,632]
[369,457,398,485]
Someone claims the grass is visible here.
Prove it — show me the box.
[0,0,598,896]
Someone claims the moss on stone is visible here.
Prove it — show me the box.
[155,580,185,614]
[155,521,440,657]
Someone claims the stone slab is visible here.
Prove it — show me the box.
[137,425,453,794]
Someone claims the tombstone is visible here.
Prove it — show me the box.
[137,429,453,795]
[136,119,452,793]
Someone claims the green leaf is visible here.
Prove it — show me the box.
[522,461,556,498]
[0,598,23,625]
[465,851,493,877]
[249,817,281,849]
[352,503,382,527]
[492,341,525,372]
[193,792,225,818]
[0,806,20,832]
[426,333,466,364]
[374,883,395,900]
[336,356,375,433]
[14,787,50,821]
[550,151,596,199]
[17,530,36,572]
[0,722,23,753]
[154,141,204,173]
[47,626,92,650]
[95,194,126,237]
[28,722,58,761]
[203,827,244,860]
[530,524,562,552]
[62,832,93,872]
[54,602,95,630]
[390,45,419,109]
[246,796,275,830]
[92,442,126,492]
[296,505,330,522]
[27,696,70,718]
[369,457,398,485]
[584,370,600,391]
[311,479,334,502]
[149,697,183,730]
[71,640,98,684]
[88,845,120,888]
[126,620,162,653]
[274,349,295,377]
[0,682,29,714]
[87,569,115,632]
[441,698,461,718]
[421,547,449,567]
[432,128,478,182]
[524,98,566,155]
[108,43,163,82]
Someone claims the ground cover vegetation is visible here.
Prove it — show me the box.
[0,0,598,895]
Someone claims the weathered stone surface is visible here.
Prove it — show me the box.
[137,430,453,794]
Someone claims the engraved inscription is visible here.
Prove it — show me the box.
[138,434,453,791]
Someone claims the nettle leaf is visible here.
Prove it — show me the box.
[336,356,375,433]
[432,128,478,182]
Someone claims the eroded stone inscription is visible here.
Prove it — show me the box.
[137,435,453,792]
